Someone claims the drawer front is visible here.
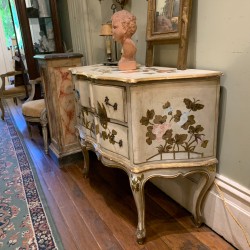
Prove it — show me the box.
[97,118,129,158]
[93,85,126,122]
[75,78,92,108]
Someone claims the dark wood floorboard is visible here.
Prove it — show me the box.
[5,99,236,250]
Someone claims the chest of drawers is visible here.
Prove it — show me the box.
[70,65,221,243]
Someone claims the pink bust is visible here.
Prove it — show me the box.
[111,10,137,71]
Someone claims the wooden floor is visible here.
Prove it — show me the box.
[6,99,235,250]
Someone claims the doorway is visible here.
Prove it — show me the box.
[0,0,26,77]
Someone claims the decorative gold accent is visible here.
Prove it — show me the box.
[104,96,118,110]
[208,164,216,172]
[80,107,95,135]
[97,101,123,147]
[131,174,144,192]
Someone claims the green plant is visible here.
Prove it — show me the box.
[0,0,15,47]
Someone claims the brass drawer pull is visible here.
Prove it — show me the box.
[104,96,118,110]
[109,134,123,148]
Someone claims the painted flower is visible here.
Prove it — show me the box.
[153,123,171,140]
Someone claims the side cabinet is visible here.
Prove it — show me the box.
[70,65,221,244]
[35,53,83,159]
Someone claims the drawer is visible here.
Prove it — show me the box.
[97,118,129,158]
[75,78,92,108]
[93,85,126,122]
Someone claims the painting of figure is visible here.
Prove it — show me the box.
[155,0,180,33]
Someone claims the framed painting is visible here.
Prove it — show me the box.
[146,0,192,69]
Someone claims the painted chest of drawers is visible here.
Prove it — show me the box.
[70,64,221,243]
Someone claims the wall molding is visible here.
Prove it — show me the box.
[152,174,250,249]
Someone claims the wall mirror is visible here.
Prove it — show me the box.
[146,0,192,70]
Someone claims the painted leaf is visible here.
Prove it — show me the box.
[140,116,150,126]
[95,124,99,134]
[162,129,173,140]
[112,129,117,135]
[146,126,156,141]
[86,121,90,129]
[147,126,153,132]
[174,134,188,145]
[188,125,204,134]
[140,110,155,126]
[153,115,167,124]
[101,131,108,140]
[201,140,209,148]
[162,101,170,109]
[97,102,109,129]
[181,115,195,130]
[174,110,182,122]
[146,131,156,140]
[109,136,116,144]
[146,137,153,145]
[147,109,155,120]
[167,138,175,145]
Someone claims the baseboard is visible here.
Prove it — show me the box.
[151,174,250,249]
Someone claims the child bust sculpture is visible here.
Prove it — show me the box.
[111,10,137,71]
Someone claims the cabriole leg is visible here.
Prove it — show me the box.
[191,164,216,226]
[81,144,89,178]
[129,173,146,244]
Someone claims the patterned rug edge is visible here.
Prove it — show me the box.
[3,101,64,250]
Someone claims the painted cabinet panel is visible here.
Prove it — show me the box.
[131,79,220,164]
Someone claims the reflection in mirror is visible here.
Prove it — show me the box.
[154,0,180,33]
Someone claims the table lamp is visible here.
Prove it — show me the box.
[100,23,116,65]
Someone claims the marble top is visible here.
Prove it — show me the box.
[70,64,222,84]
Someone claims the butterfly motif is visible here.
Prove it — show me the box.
[184,98,204,111]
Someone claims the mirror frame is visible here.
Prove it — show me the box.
[146,0,192,70]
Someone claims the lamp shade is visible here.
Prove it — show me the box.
[100,23,112,36]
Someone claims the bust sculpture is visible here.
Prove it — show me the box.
[111,10,137,71]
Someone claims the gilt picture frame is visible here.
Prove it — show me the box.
[146,0,192,70]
